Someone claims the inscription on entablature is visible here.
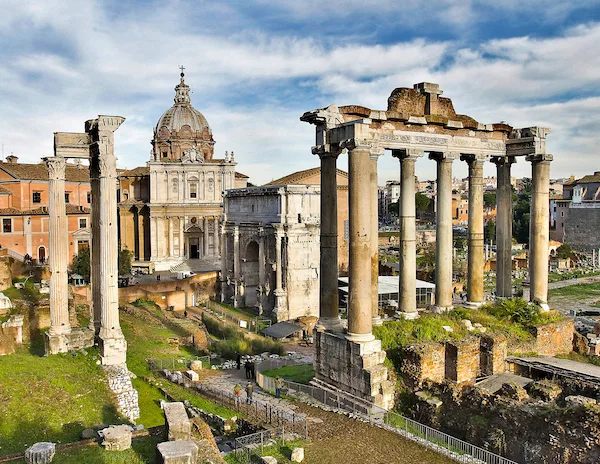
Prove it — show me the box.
[378,132,504,152]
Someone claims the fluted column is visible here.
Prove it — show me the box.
[528,154,553,311]
[220,223,227,303]
[233,225,240,307]
[204,217,209,257]
[462,154,487,307]
[492,156,515,298]
[273,228,286,318]
[90,159,102,333]
[168,217,174,257]
[430,152,456,312]
[179,217,185,258]
[87,116,127,366]
[393,149,423,319]
[258,228,265,315]
[46,157,71,336]
[347,142,374,342]
[316,148,343,332]
[370,148,383,326]
[214,217,220,257]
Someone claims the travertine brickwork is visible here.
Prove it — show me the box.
[104,365,140,422]
[401,342,446,389]
[534,319,574,356]
[479,334,507,376]
[445,337,480,383]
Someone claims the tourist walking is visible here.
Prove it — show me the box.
[236,352,241,370]
[275,376,284,398]
[234,383,242,405]
[249,361,255,379]
[244,360,251,379]
[245,381,254,404]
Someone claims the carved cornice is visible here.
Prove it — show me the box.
[312,144,342,158]
[526,153,553,163]
[490,155,516,166]
[339,138,374,151]
[428,151,458,162]
[44,157,67,180]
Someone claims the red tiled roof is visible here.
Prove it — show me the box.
[0,161,90,182]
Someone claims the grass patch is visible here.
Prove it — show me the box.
[53,434,161,464]
[262,364,314,384]
[555,351,600,367]
[549,282,600,300]
[225,439,308,464]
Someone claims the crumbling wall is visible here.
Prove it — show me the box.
[400,342,445,389]
[480,334,507,376]
[534,319,574,356]
[445,337,480,383]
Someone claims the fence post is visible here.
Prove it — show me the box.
[282,424,285,446]
[261,431,264,454]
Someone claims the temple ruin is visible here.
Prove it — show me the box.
[302,82,552,409]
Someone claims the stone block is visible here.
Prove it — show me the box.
[262,457,278,464]
[25,442,55,464]
[157,440,198,464]
[480,334,507,376]
[185,370,199,382]
[291,447,304,462]
[164,402,191,441]
[445,337,480,383]
[101,425,132,451]
[190,360,203,371]
[534,319,574,356]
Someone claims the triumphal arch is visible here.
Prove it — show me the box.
[302,82,552,409]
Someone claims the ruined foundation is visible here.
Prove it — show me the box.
[313,330,394,410]
[44,327,94,355]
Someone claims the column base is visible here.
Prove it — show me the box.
[395,310,419,320]
[99,335,128,366]
[536,302,550,312]
[372,316,383,326]
[45,328,94,355]
[432,305,453,314]
[313,331,394,410]
[346,332,375,343]
[273,289,288,322]
[316,317,346,333]
[464,301,484,308]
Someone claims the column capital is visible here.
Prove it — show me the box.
[526,153,553,163]
[490,155,516,166]
[391,148,424,161]
[44,157,67,180]
[460,153,488,165]
[312,144,342,158]
[369,144,385,160]
[340,138,373,151]
[429,151,458,162]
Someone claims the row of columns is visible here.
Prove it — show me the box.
[316,141,552,342]
[46,116,127,365]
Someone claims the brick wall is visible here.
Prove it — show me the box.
[534,319,574,356]
[564,208,600,251]
[445,337,480,383]
[480,334,507,376]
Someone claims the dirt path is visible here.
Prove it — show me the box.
[295,403,455,464]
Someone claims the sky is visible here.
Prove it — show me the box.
[1,0,600,185]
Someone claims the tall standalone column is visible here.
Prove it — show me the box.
[528,154,553,311]
[462,154,487,307]
[220,223,228,303]
[317,148,344,332]
[393,149,423,319]
[90,159,102,333]
[370,148,383,326]
[430,152,456,312]
[347,142,374,342]
[87,116,127,366]
[273,228,287,319]
[493,156,515,298]
[46,157,71,340]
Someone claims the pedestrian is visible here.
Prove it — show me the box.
[234,383,242,404]
[183,310,188,318]
[249,361,255,379]
[275,376,284,399]
[156,274,161,282]
[244,360,251,379]
[245,381,253,404]
[236,352,241,370]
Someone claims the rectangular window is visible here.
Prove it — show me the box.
[65,193,70,203]
[79,218,87,229]
[32,192,41,204]
[2,218,11,233]
[190,183,197,199]
[86,192,91,203]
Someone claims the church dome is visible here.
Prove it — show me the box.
[152,70,215,162]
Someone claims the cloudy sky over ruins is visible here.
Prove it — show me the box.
[1,0,599,184]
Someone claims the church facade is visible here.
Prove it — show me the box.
[118,72,248,271]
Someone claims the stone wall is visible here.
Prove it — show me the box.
[564,207,600,251]
[104,365,140,422]
[480,334,507,376]
[534,319,574,356]
[400,342,445,389]
[45,327,94,355]
[445,337,480,384]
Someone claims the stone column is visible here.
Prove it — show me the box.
[492,156,515,298]
[87,116,127,366]
[233,225,240,307]
[528,154,553,311]
[168,217,174,257]
[347,142,374,342]
[220,224,227,303]
[203,217,209,257]
[316,148,343,332]
[214,217,220,257]
[462,154,487,307]
[393,149,423,319]
[429,152,456,312]
[45,157,71,338]
[258,228,265,315]
[90,158,102,333]
[179,217,185,258]
[370,148,383,326]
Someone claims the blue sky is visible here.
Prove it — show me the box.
[1,0,600,184]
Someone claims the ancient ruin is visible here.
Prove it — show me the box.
[302,82,552,408]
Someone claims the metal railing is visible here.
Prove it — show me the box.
[230,427,286,463]
[257,372,517,464]
[147,355,211,371]
[204,300,272,334]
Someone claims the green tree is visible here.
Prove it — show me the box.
[71,247,90,281]
[484,220,496,244]
[388,201,399,216]
[556,244,574,259]
[415,192,431,213]
[118,249,133,276]
[483,192,496,207]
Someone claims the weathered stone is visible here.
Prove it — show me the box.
[25,442,55,464]
[525,381,562,402]
[185,370,199,382]
[190,360,203,371]
[81,428,96,439]
[565,395,597,407]
[461,319,474,331]
[262,456,278,464]
[156,440,198,464]
[164,402,191,441]
[497,382,529,402]
[291,447,304,463]
[101,425,132,451]
[533,319,574,356]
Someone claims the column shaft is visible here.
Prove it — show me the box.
[528,155,553,310]
[430,152,455,311]
[258,230,265,314]
[463,155,486,306]
[275,232,282,290]
[370,152,382,325]
[347,144,374,341]
[214,217,220,256]
[318,152,343,331]
[395,150,422,318]
[91,166,102,332]
[46,157,71,336]
[204,217,209,257]
[179,217,184,258]
[168,217,174,257]
[494,157,514,298]
[220,224,227,303]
